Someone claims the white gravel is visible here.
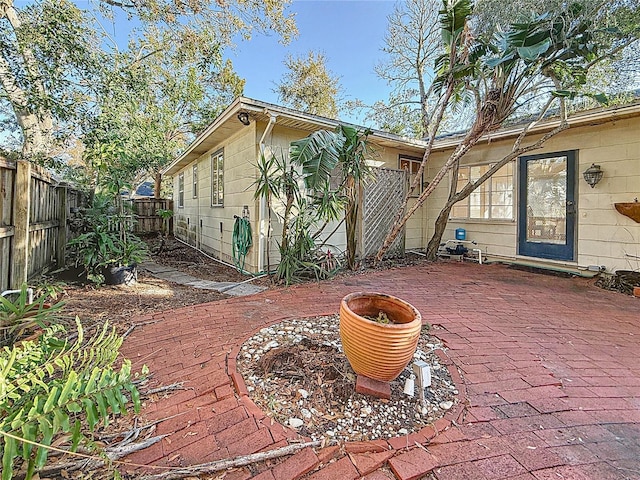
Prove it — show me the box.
[237,315,459,442]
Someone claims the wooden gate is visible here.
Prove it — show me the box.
[361,167,407,259]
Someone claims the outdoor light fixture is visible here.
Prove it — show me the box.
[583,163,603,188]
[237,111,250,126]
[403,360,432,404]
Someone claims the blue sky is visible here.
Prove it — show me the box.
[86,0,397,125]
[229,0,397,124]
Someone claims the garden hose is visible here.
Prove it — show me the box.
[232,215,253,273]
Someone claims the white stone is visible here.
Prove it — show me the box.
[301,408,312,419]
[288,418,304,428]
[439,401,454,410]
[398,428,409,435]
[298,389,310,399]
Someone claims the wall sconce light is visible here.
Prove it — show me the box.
[583,163,603,188]
[237,111,250,126]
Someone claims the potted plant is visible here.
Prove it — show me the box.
[101,233,148,285]
[339,292,422,382]
[68,226,147,285]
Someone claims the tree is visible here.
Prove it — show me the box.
[0,0,296,169]
[275,50,343,118]
[291,125,372,270]
[371,0,442,138]
[0,1,102,159]
[375,0,640,263]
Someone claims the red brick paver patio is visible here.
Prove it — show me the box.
[120,262,640,479]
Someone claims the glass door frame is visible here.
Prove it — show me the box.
[517,150,577,261]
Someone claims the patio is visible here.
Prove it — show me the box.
[120,261,640,480]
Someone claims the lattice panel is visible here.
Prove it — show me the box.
[362,168,407,259]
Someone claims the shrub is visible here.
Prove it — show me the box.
[0,318,145,479]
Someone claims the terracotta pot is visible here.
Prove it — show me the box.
[339,292,422,382]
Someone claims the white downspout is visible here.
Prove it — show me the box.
[257,112,278,273]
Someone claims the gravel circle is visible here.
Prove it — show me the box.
[236,315,459,442]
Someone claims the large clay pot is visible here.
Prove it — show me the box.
[339,292,422,382]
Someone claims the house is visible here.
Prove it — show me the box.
[161,97,428,274]
[163,96,640,276]
[427,100,640,275]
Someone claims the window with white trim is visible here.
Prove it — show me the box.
[451,163,513,219]
[211,149,224,207]
[178,172,185,208]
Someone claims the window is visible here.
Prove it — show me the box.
[192,164,198,198]
[451,163,513,219]
[399,155,423,196]
[211,149,224,207]
[178,172,185,208]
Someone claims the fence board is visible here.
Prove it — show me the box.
[128,198,173,234]
[0,158,79,291]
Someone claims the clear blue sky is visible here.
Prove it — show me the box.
[229,0,396,125]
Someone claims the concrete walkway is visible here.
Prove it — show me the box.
[141,260,266,296]
[121,262,640,479]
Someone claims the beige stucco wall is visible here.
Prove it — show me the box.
[425,114,640,273]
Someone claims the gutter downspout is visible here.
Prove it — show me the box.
[257,111,278,273]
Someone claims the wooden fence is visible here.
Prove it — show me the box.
[127,198,173,234]
[0,159,80,292]
[0,158,172,291]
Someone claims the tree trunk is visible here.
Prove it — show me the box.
[344,176,358,270]
[425,203,454,260]
[154,172,162,198]
[0,2,53,158]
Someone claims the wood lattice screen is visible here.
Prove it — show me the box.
[361,167,407,259]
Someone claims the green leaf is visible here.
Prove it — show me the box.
[95,392,109,424]
[104,388,121,415]
[67,401,82,413]
[82,398,99,431]
[2,434,17,480]
[53,409,70,433]
[85,367,100,394]
[290,130,342,190]
[516,38,551,61]
[35,418,53,468]
[70,420,82,452]
[22,422,37,460]
[43,386,59,413]
[57,370,78,406]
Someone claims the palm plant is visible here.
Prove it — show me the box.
[290,125,372,270]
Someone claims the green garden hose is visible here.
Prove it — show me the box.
[232,216,253,273]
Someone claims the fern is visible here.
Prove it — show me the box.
[0,319,145,480]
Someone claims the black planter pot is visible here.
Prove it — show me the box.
[103,264,137,286]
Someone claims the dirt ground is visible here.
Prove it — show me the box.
[49,235,256,332]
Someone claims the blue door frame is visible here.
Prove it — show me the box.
[518,151,577,261]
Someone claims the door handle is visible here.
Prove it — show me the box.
[566,200,576,214]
